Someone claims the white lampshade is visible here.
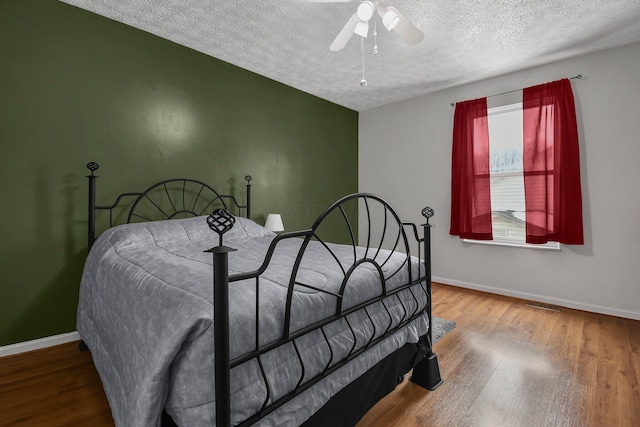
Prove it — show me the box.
[264,214,284,232]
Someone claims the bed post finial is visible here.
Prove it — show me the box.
[87,161,99,175]
[206,208,236,247]
[421,206,434,225]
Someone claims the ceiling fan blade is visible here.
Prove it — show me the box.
[387,6,424,45]
[330,14,359,51]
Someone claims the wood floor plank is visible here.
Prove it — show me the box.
[1,283,638,426]
[0,342,114,427]
[359,283,640,427]
[613,316,640,425]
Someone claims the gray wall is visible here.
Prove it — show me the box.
[359,42,640,319]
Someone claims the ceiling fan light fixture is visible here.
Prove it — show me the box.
[354,20,369,37]
[375,5,400,31]
[382,9,400,30]
[356,1,375,21]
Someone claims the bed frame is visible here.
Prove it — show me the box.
[84,162,442,427]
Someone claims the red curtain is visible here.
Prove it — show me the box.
[450,98,493,240]
[523,78,584,244]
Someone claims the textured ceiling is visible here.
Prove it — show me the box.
[60,0,640,111]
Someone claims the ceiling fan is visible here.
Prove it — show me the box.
[296,0,424,51]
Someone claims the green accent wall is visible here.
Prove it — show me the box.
[0,0,358,346]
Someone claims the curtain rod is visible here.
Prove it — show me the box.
[450,74,582,107]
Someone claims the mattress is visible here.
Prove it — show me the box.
[77,215,429,426]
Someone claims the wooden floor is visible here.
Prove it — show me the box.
[1,283,638,426]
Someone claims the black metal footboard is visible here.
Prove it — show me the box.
[83,162,441,426]
[208,194,441,427]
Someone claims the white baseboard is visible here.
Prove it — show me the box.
[0,331,81,358]
[433,276,640,321]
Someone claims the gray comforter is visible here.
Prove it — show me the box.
[77,216,429,426]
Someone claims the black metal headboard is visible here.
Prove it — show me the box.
[86,161,252,250]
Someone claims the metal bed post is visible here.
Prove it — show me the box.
[409,207,443,390]
[206,209,237,427]
[80,162,101,352]
[212,246,233,427]
[245,175,252,219]
[86,162,99,252]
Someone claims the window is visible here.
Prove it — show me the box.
[450,78,583,248]
[465,102,560,250]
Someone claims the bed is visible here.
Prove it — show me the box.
[78,162,442,427]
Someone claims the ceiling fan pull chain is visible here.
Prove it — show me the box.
[360,36,367,87]
[373,20,378,55]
